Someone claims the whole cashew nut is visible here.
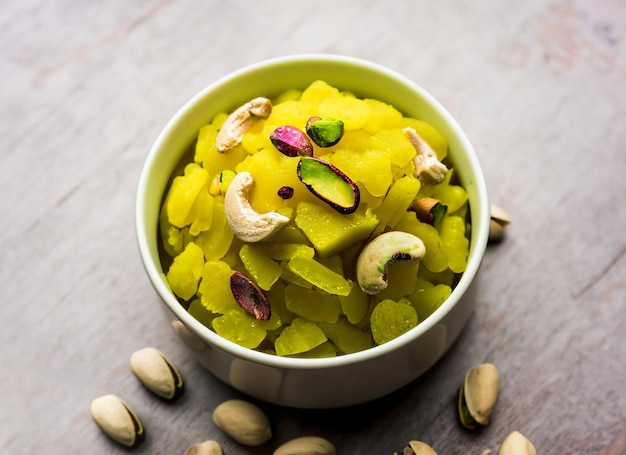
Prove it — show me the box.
[216,97,272,153]
[356,231,426,295]
[224,171,289,242]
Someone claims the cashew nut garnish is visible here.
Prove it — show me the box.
[356,231,426,295]
[224,171,289,242]
[404,127,448,184]
[216,97,272,152]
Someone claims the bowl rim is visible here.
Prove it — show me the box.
[136,53,490,370]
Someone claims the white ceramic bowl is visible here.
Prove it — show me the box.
[136,54,489,409]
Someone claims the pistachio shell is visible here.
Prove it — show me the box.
[230,271,271,321]
[459,363,500,428]
[489,204,510,243]
[184,439,224,455]
[498,431,537,455]
[212,399,272,446]
[273,436,336,455]
[408,440,438,455]
[90,394,144,447]
[130,347,184,400]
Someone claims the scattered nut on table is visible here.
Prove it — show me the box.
[498,431,537,455]
[212,399,272,446]
[393,440,438,455]
[356,231,426,294]
[273,435,336,455]
[224,171,290,242]
[184,439,224,455]
[488,204,511,243]
[90,394,144,447]
[130,347,184,400]
[458,363,500,429]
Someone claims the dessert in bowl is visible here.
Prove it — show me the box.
[136,54,489,408]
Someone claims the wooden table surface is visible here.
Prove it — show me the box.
[2,1,625,453]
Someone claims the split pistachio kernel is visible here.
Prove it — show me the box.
[458,363,500,429]
[270,125,314,157]
[130,347,184,400]
[90,394,144,447]
[306,116,344,147]
[297,156,360,214]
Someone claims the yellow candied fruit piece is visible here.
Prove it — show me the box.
[187,189,214,236]
[284,284,341,323]
[159,204,184,258]
[197,116,248,176]
[370,128,417,168]
[275,317,328,356]
[212,308,268,349]
[166,163,210,228]
[318,317,374,355]
[195,197,234,261]
[361,98,405,133]
[319,93,368,130]
[373,175,421,233]
[166,242,205,301]
[295,201,379,258]
[299,80,341,108]
[286,256,352,296]
[370,298,418,345]
[197,260,239,314]
[188,298,218,329]
[239,243,282,291]
[193,112,227,164]
[439,215,469,273]
[433,182,469,213]
[236,148,311,213]
[326,147,393,198]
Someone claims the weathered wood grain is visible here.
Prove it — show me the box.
[1,0,624,453]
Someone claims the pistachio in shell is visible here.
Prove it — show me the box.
[297,156,360,214]
[498,431,537,455]
[130,347,184,400]
[394,440,438,455]
[458,363,500,429]
[90,394,144,447]
[305,116,344,147]
[410,197,448,226]
[270,125,314,157]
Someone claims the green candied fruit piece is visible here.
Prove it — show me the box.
[212,308,267,349]
[407,277,452,321]
[239,243,282,291]
[373,175,421,234]
[279,260,314,289]
[295,201,379,257]
[197,260,239,314]
[439,215,470,273]
[262,243,315,261]
[396,211,448,273]
[370,298,418,345]
[286,256,352,296]
[289,341,338,358]
[166,242,205,301]
[338,285,370,325]
[318,317,375,355]
[284,283,341,323]
[377,262,420,302]
[275,317,327,356]
[188,298,219,329]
